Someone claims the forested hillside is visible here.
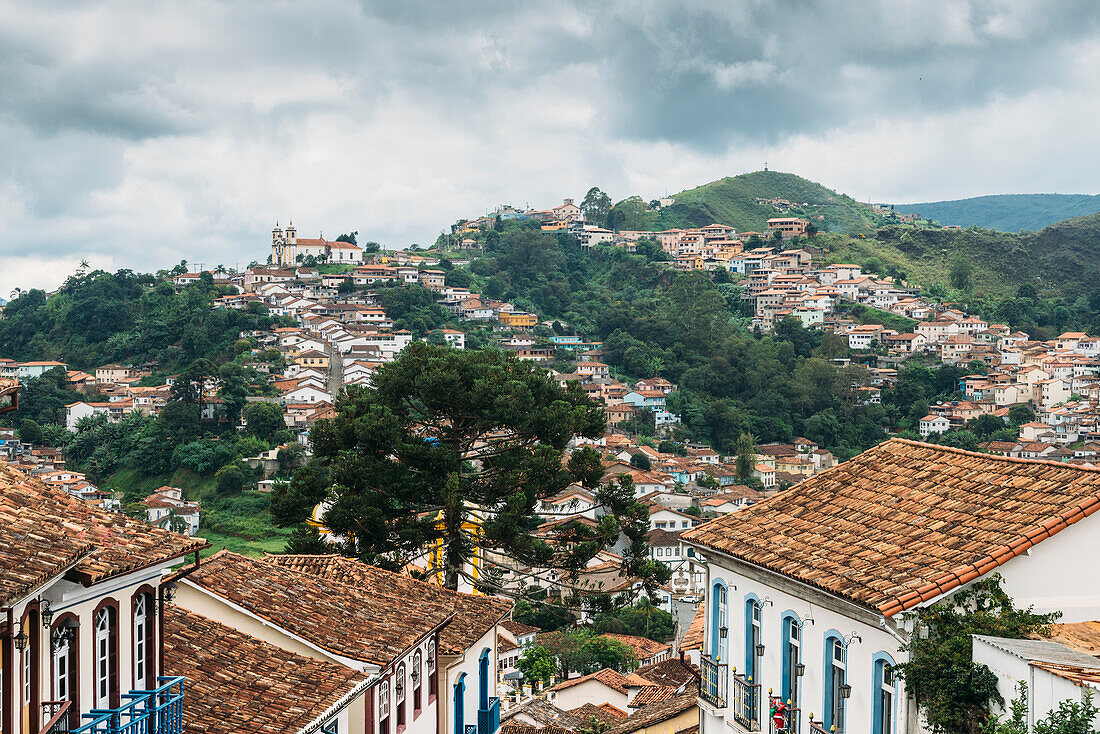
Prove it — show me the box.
[822,213,1100,302]
[895,193,1100,232]
[651,171,883,234]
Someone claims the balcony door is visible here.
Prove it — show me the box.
[828,639,846,733]
[783,618,800,711]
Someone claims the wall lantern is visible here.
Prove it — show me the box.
[839,683,852,699]
[755,643,766,657]
[40,600,53,628]
[795,663,805,677]
[13,623,28,651]
[718,626,728,639]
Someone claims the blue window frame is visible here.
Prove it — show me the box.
[479,649,490,710]
[823,632,846,733]
[744,595,762,683]
[454,673,466,734]
[872,653,896,734]
[780,612,801,708]
[709,581,728,662]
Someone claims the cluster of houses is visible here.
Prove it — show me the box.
[0,460,715,734]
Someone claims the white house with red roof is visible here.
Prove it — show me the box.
[683,440,1100,734]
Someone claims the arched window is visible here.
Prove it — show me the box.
[744,597,762,684]
[709,582,728,661]
[133,592,154,690]
[427,639,438,698]
[780,613,801,710]
[51,614,80,728]
[479,649,490,711]
[379,680,390,734]
[823,634,846,733]
[412,650,423,713]
[453,674,466,734]
[92,600,120,709]
[873,654,896,734]
[396,664,407,730]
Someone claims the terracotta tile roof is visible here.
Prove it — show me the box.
[501,697,589,732]
[186,551,452,665]
[264,554,511,655]
[163,605,367,734]
[632,658,698,688]
[597,703,630,719]
[0,463,206,606]
[501,619,541,637]
[683,439,1100,618]
[569,703,628,726]
[628,685,676,707]
[601,633,671,660]
[498,636,519,653]
[1032,662,1100,686]
[548,668,631,695]
[603,691,698,734]
[680,604,705,652]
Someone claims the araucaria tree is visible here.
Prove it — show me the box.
[273,342,669,594]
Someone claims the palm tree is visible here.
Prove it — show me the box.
[9,287,21,300]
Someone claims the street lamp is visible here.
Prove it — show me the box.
[40,600,53,628]
[13,623,28,652]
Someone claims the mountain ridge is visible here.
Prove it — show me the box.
[894,193,1100,233]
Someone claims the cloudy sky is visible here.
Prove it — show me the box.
[2,0,1099,295]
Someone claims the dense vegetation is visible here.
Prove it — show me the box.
[895,193,1100,233]
[0,267,282,371]
[899,576,1059,734]
[469,222,975,458]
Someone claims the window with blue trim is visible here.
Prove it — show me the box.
[453,675,465,734]
[710,582,728,661]
[823,636,846,733]
[873,655,896,734]
[780,615,800,710]
[744,598,761,683]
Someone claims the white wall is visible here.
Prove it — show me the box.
[995,517,1100,623]
[440,624,500,734]
[698,552,911,734]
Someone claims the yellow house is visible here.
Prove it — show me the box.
[291,349,330,369]
[499,311,538,328]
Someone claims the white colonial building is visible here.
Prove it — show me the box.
[683,439,1100,734]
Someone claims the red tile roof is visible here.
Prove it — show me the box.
[185,551,452,665]
[265,554,512,655]
[0,463,206,606]
[548,668,631,695]
[600,633,671,660]
[163,605,367,734]
[683,439,1100,618]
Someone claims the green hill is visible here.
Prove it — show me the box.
[822,212,1100,297]
[651,170,883,234]
[895,194,1100,233]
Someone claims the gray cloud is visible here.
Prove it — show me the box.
[0,0,1098,297]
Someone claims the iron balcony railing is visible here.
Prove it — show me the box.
[71,676,185,734]
[478,697,500,734]
[807,718,829,734]
[40,701,72,734]
[465,725,478,734]
[730,671,761,731]
[700,655,727,709]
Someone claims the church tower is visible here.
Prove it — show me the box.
[271,222,286,266]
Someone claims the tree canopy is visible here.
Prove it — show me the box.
[273,342,669,596]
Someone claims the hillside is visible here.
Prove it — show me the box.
[895,193,1100,233]
[651,171,883,234]
[822,212,1100,297]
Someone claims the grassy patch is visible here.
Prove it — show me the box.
[197,529,291,557]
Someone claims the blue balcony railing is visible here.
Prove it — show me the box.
[477,697,500,734]
[71,677,185,734]
[465,725,478,734]
[700,655,727,709]
[730,671,760,732]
